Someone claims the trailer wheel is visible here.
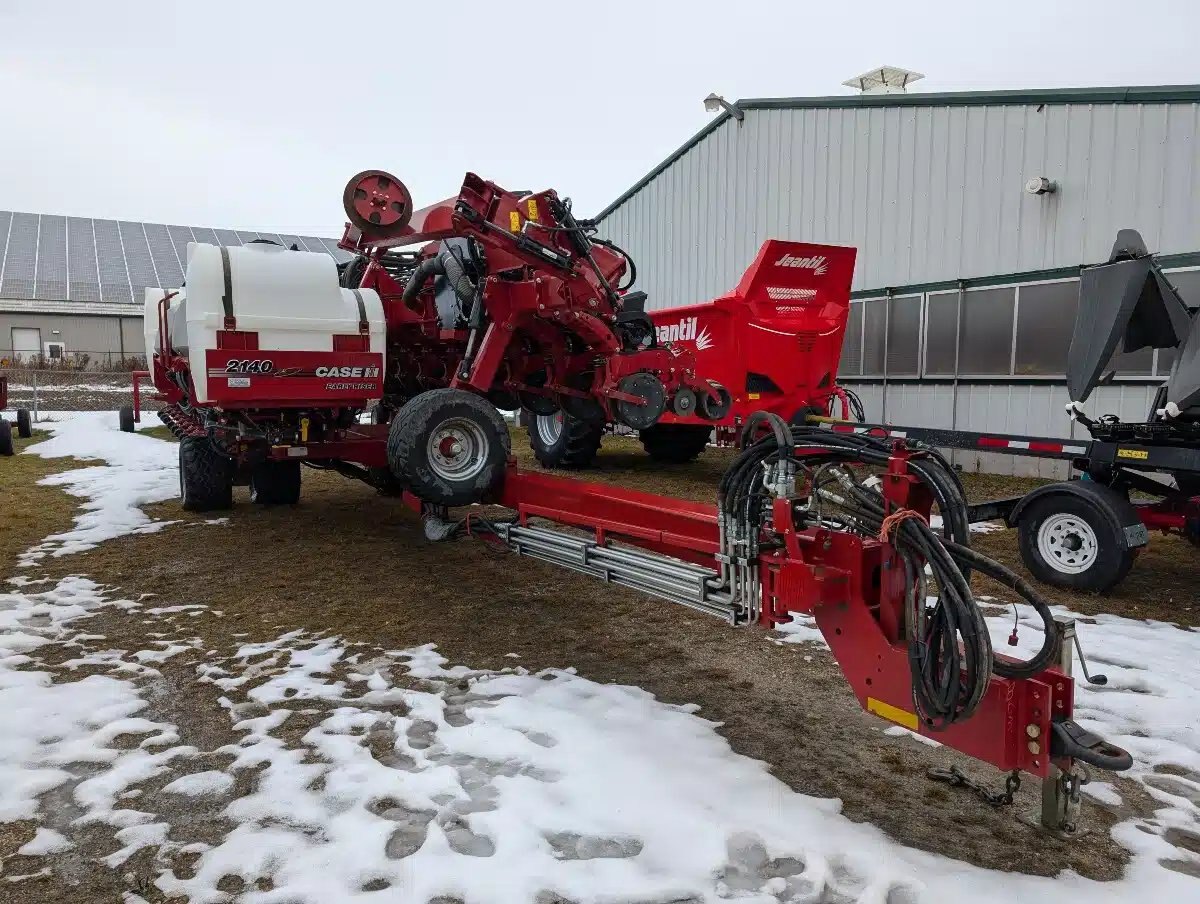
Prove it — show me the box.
[118,406,135,434]
[15,409,32,439]
[388,388,510,506]
[0,420,13,457]
[1017,494,1134,592]
[249,461,302,505]
[179,436,234,512]
[528,412,603,468]
[638,424,712,464]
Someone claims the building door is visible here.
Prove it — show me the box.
[11,327,41,364]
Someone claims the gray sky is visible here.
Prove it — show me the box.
[2,0,1197,235]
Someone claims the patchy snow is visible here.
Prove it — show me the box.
[19,412,179,564]
[17,827,72,855]
[161,770,234,798]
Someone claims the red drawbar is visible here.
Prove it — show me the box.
[333,334,371,352]
[217,330,259,350]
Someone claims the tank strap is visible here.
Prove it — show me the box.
[219,246,235,329]
[351,289,369,335]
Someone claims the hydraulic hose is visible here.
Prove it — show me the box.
[400,248,477,308]
[720,424,1057,730]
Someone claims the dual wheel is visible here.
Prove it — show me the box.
[179,436,301,512]
[0,409,32,456]
[527,411,711,469]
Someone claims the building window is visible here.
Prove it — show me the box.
[862,299,887,375]
[886,295,921,375]
[923,291,959,376]
[1014,280,1078,375]
[840,302,863,376]
[959,287,1016,375]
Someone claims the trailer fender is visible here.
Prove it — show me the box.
[1008,481,1148,551]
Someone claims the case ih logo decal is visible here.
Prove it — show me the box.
[314,365,381,378]
[656,317,714,351]
[774,253,828,275]
[765,287,819,300]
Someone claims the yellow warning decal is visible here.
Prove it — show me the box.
[867,697,919,731]
[527,199,539,219]
[509,211,521,232]
[747,392,761,400]
[1116,448,1149,460]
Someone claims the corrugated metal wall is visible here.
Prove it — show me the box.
[599,99,1200,308]
[0,312,137,362]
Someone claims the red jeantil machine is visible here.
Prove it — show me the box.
[144,168,1133,834]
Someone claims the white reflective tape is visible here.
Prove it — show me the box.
[1008,440,1030,450]
[1063,445,1087,454]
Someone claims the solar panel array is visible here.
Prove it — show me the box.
[0,211,351,306]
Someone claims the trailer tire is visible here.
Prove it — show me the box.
[15,409,32,439]
[249,461,302,505]
[528,412,603,469]
[388,388,509,506]
[179,436,234,512]
[1017,493,1135,592]
[118,406,135,434]
[638,424,712,464]
[0,420,12,457]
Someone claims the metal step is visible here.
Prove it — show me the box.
[497,523,744,624]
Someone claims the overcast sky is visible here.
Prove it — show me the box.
[1,0,1197,235]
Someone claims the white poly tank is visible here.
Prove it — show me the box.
[144,242,385,405]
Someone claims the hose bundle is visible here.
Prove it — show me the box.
[723,423,1058,730]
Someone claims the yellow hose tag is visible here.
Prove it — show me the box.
[867,697,919,731]
[300,418,310,443]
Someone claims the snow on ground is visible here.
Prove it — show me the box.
[19,411,179,564]
[2,413,1199,900]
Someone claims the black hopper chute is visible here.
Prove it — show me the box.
[1066,229,1192,404]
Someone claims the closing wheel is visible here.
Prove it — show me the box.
[0,420,12,457]
[118,406,135,434]
[528,411,603,469]
[249,460,302,505]
[343,170,413,235]
[615,373,667,430]
[388,388,510,506]
[671,388,698,417]
[1017,494,1135,591]
[698,382,732,421]
[179,436,233,512]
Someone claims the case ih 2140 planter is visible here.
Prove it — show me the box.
[144,170,1132,833]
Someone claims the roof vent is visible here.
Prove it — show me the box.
[842,66,924,95]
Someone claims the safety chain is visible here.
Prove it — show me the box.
[926,765,1022,808]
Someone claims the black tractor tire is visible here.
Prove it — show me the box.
[638,424,712,464]
[118,406,135,434]
[0,420,13,457]
[249,460,302,505]
[179,436,234,512]
[1016,493,1135,592]
[15,408,32,439]
[528,412,603,469]
[387,388,510,506]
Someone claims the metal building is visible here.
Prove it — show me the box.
[596,84,1200,475]
[0,212,349,368]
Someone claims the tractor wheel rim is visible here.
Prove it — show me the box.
[537,412,564,445]
[427,417,489,482]
[1037,514,1099,574]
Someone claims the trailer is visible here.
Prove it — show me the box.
[813,230,1200,594]
[0,375,33,456]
